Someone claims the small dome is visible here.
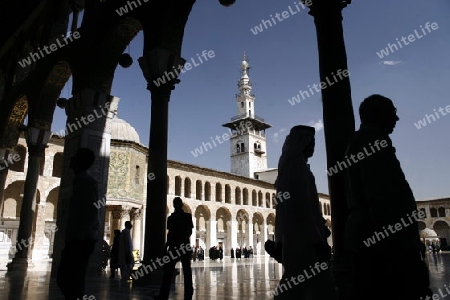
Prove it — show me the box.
[110,116,140,144]
[241,60,249,69]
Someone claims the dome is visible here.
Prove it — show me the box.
[110,116,140,144]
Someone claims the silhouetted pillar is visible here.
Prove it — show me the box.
[304,0,355,299]
[50,89,119,278]
[8,126,51,271]
[138,48,185,264]
[131,208,142,251]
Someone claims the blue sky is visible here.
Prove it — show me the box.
[53,0,450,200]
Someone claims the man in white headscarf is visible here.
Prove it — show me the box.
[272,125,336,300]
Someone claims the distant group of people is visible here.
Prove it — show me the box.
[191,246,205,261]
[230,246,253,259]
[208,246,223,261]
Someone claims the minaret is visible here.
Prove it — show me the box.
[222,53,271,178]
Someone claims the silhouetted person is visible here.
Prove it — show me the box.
[109,230,121,279]
[155,197,194,300]
[57,148,101,300]
[119,221,134,282]
[344,94,433,300]
[274,125,337,299]
[231,248,234,258]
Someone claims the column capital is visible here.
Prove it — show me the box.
[130,208,142,220]
[301,0,350,18]
[138,48,186,94]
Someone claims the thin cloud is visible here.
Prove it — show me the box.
[272,128,287,143]
[382,60,402,65]
[308,119,324,132]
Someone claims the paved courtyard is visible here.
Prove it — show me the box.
[0,253,449,300]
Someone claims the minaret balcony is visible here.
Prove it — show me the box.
[254,149,265,155]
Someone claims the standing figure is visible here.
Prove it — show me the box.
[57,148,101,300]
[109,230,121,279]
[231,248,235,259]
[344,95,433,300]
[274,125,336,300]
[119,221,134,282]
[236,247,241,259]
[155,197,194,300]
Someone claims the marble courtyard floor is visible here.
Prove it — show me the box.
[0,253,449,300]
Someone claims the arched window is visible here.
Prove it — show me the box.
[10,145,26,172]
[235,187,241,205]
[258,191,263,207]
[243,188,249,205]
[265,192,271,208]
[252,190,257,206]
[438,207,446,217]
[184,178,191,198]
[225,185,231,204]
[240,142,245,152]
[196,180,202,200]
[430,207,438,218]
[236,143,241,153]
[205,182,211,201]
[135,165,140,184]
[52,152,64,177]
[175,176,182,196]
[216,183,222,202]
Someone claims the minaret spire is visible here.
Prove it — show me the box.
[222,53,272,178]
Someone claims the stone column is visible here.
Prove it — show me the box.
[130,208,142,252]
[208,215,217,250]
[50,89,119,278]
[231,219,238,249]
[111,207,122,231]
[8,129,50,271]
[262,222,268,255]
[246,222,253,248]
[305,1,355,298]
[30,202,48,262]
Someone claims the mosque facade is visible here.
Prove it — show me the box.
[0,57,447,266]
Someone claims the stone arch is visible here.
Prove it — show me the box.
[225,184,231,204]
[196,180,202,200]
[195,205,211,231]
[182,202,192,215]
[52,152,64,177]
[433,220,450,248]
[45,187,59,220]
[216,207,232,233]
[243,188,249,205]
[204,181,211,201]
[184,177,191,199]
[10,144,26,172]
[3,180,25,218]
[1,96,28,151]
[266,213,276,235]
[175,176,182,196]
[235,187,241,205]
[418,221,427,231]
[252,212,264,234]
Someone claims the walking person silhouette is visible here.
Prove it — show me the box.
[155,197,194,300]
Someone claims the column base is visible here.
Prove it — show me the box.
[7,257,34,272]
